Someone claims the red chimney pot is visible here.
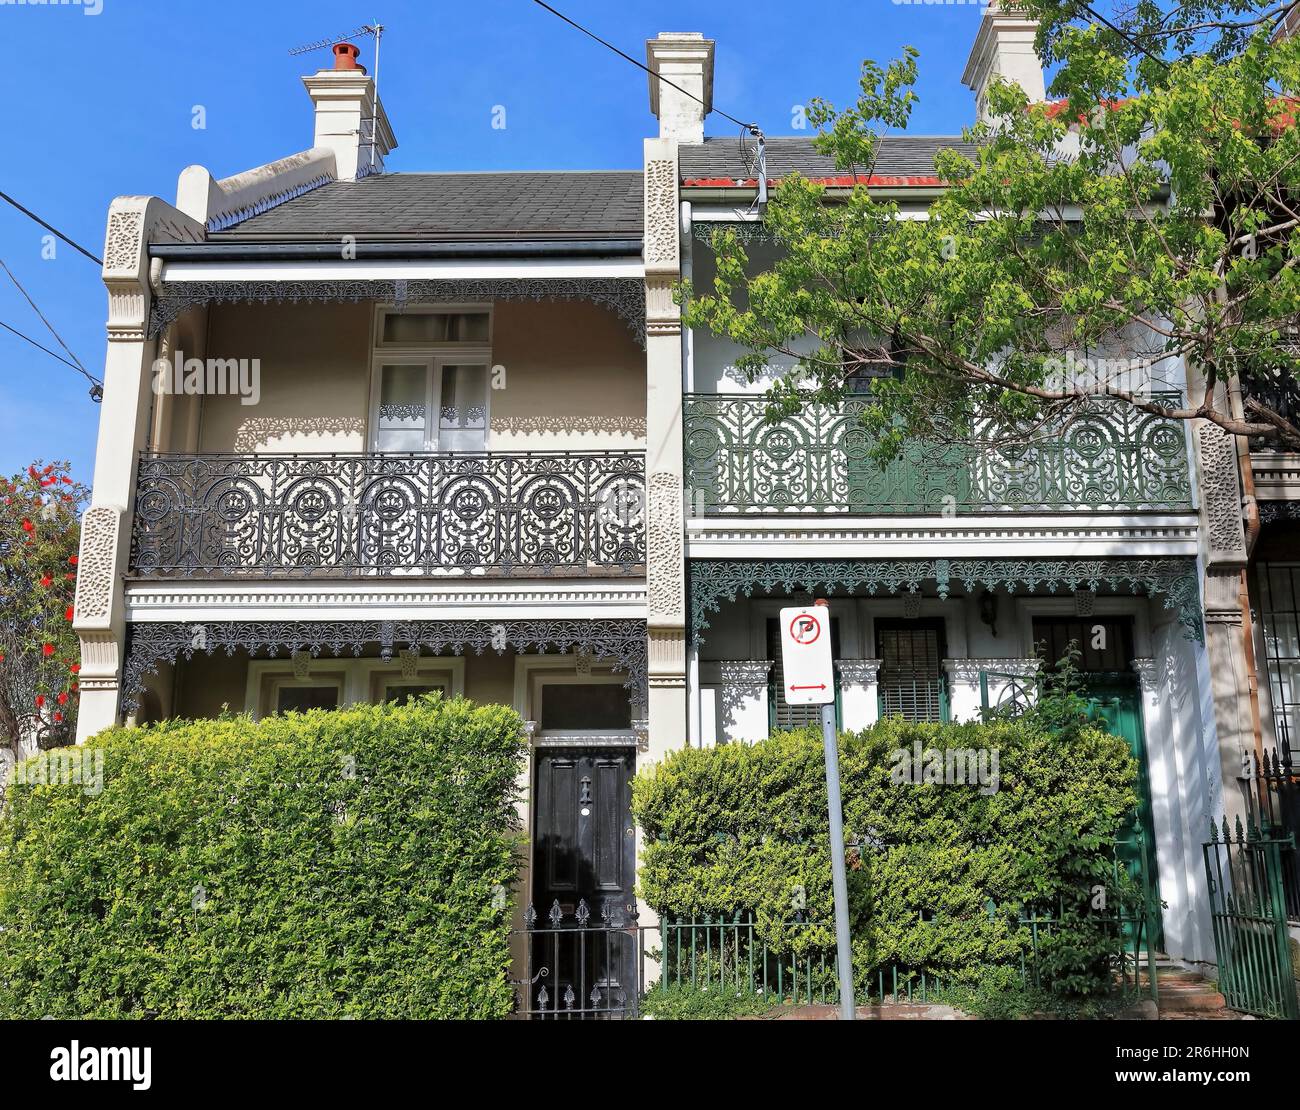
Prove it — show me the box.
[332,42,366,74]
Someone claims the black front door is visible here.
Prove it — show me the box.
[530,747,637,1016]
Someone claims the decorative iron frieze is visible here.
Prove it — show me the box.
[130,450,646,579]
[683,393,1193,514]
[122,617,648,710]
[688,558,1204,644]
[148,277,648,346]
[1259,499,1300,524]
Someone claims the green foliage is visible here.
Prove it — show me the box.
[641,981,778,1021]
[0,696,526,1018]
[682,1,1300,454]
[633,715,1139,997]
[0,461,86,755]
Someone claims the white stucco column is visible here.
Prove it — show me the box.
[637,135,688,962]
[836,659,882,731]
[708,660,771,744]
[942,658,1039,722]
[74,197,204,743]
[1193,419,1255,827]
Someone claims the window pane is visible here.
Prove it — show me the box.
[377,364,427,452]
[439,364,488,450]
[276,686,340,713]
[540,683,632,731]
[383,313,448,343]
[449,313,490,341]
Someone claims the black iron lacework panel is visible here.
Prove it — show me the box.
[130,451,646,579]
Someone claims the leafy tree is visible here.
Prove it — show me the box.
[0,462,86,763]
[683,1,1300,456]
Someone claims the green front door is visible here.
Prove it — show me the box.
[1083,675,1163,950]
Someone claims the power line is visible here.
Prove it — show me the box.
[0,320,86,375]
[530,1,759,134]
[0,190,101,267]
[0,259,103,401]
[0,319,103,401]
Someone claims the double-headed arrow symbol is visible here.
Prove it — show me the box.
[790,683,827,692]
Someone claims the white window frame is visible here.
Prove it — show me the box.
[369,304,494,454]
[527,669,636,744]
[245,658,466,719]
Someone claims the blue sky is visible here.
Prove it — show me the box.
[0,0,991,482]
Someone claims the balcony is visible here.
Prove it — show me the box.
[683,393,1193,514]
[129,451,646,578]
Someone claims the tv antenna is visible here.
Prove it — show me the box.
[288,23,387,174]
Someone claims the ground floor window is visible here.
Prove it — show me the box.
[1257,562,1300,759]
[1032,616,1134,672]
[875,618,946,723]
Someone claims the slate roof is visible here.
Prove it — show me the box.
[679,135,977,183]
[208,138,974,242]
[211,171,645,241]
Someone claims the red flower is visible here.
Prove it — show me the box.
[42,643,55,657]
[61,476,72,485]
[35,695,45,707]
[53,711,63,723]
[21,519,33,532]
[39,574,52,587]
[68,555,78,565]
[57,692,68,705]
[70,663,80,674]
[64,573,75,580]
[65,606,74,621]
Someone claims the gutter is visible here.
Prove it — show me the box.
[149,239,645,261]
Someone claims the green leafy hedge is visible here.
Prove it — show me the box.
[633,716,1139,993]
[0,697,525,1018]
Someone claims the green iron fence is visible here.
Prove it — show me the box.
[683,392,1193,514]
[659,836,1159,1009]
[1202,815,1299,1019]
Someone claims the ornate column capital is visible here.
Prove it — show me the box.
[835,659,882,684]
[942,657,1039,683]
[102,196,203,342]
[717,660,772,689]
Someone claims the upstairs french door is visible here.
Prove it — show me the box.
[371,354,490,453]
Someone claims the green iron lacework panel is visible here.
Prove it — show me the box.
[688,557,1205,645]
[683,393,1193,514]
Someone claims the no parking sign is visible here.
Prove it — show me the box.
[779,604,835,706]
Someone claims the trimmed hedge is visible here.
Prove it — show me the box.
[0,697,525,1018]
[633,716,1139,992]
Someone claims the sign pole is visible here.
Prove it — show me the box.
[778,598,855,1019]
[820,699,856,1020]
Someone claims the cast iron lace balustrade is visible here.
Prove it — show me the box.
[130,451,646,578]
[683,393,1193,514]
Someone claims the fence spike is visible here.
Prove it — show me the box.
[548,899,563,927]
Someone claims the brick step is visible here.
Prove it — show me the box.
[1156,979,1226,1013]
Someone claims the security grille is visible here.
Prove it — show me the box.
[1257,563,1300,761]
[876,620,945,722]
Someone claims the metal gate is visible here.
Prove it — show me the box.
[1203,816,1299,1019]
[510,900,654,1019]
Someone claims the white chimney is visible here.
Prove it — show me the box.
[646,32,715,144]
[302,42,397,180]
[961,2,1047,123]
